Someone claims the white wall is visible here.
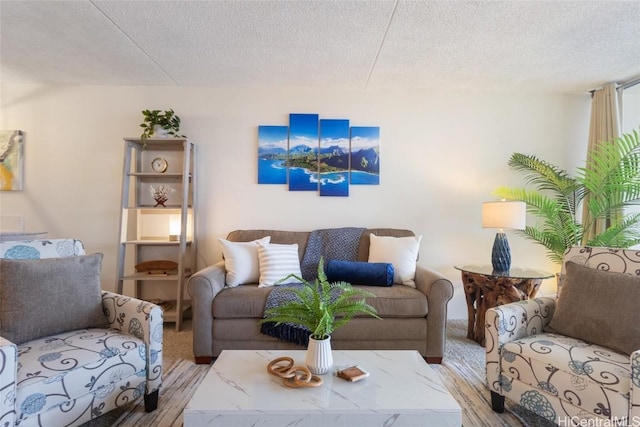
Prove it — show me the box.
[0,83,591,318]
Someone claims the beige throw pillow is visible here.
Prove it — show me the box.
[548,261,640,355]
[368,234,421,287]
[219,236,271,287]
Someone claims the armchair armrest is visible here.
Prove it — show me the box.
[101,291,163,395]
[632,350,640,421]
[414,265,454,362]
[187,261,226,363]
[0,337,17,427]
[485,297,556,394]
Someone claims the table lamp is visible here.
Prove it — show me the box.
[482,200,526,272]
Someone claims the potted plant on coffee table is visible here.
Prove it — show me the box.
[260,257,380,374]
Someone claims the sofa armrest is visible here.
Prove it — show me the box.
[0,337,17,427]
[485,297,556,394]
[632,350,640,420]
[414,265,454,361]
[101,291,163,394]
[187,261,227,362]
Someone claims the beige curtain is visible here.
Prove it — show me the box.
[582,82,621,243]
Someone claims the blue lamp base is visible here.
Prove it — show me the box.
[491,232,511,273]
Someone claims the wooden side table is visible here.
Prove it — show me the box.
[454,265,554,346]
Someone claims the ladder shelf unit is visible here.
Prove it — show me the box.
[116,138,196,331]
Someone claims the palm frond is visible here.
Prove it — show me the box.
[495,129,640,264]
[507,153,580,196]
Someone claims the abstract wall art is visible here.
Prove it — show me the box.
[0,130,24,191]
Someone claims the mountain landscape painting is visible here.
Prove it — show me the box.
[350,126,380,185]
[319,119,350,197]
[257,114,380,196]
[288,113,319,191]
[258,125,288,184]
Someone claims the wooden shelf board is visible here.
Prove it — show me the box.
[121,240,193,245]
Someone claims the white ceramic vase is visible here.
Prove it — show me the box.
[305,336,333,375]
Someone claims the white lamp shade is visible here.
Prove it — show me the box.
[482,200,526,230]
[169,214,181,235]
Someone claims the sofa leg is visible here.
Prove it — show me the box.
[144,389,159,412]
[195,356,213,364]
[425,356,443,364]
[490,391,505,413]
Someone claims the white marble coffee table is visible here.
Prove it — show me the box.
[183,349,461,426]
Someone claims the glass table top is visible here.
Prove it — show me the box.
[454,264,555,279]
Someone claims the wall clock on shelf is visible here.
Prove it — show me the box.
[151,157,168,173]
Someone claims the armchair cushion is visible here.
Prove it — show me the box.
[548,261,640,355]
[0,253,108,344]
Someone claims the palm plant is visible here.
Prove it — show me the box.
[494,129,640,264]
[260,257,380,340]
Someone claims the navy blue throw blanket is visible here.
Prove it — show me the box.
[260,227,365,345]
[260,283,311,346]
[300,227,366,281]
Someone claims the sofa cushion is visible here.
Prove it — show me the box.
[219,236,270,287]
[227,228,416,263]
[326,260,394,287]
[368,234,421,287]
[227,230,310,260]
[548,261,640,355]
[212,284,428,319]
[0,253,108,344]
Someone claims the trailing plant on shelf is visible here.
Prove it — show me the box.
[494,129,640,264]
[260,257,380,340]
[140,109,185,141]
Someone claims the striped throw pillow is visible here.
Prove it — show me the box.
[257,242,302,287]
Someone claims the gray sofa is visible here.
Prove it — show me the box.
[188,228,454,364]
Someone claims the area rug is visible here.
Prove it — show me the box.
[83,359,210,427]
[85,319,555,427]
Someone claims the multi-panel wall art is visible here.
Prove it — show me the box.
[258,114,379,197]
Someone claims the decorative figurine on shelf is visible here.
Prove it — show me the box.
[150,185,175,207]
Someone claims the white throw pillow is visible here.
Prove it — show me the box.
[257,242,302,287]
[219,236,271,287]
[368,234,422,287]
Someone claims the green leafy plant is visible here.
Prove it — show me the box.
[494,129,640,264]
[140,109,185,140]
[260,258,380,340]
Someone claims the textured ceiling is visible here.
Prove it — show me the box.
[1,0,639,93]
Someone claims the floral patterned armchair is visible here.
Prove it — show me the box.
[0,239,163,426]
[486,246,640,426]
